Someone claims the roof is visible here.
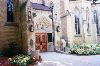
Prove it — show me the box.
[31,2,51,11]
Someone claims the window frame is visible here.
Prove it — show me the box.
[7,0,14,22]
[86,7,90,35]
[74,7,81,35]
[93,10,99,35]
[5,0,17,26]
[75,15,80,35]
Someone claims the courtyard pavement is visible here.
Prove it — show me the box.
[37,52,100,66]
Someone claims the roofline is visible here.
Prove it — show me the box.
[30,2,51,11]
[32,8,51,11]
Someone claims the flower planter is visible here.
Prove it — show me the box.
[30,50,40,61]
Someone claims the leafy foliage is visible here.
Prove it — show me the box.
[8,55,42,66]
[2,41,22,57]
[69,44,100,55]
[9,55,33,66]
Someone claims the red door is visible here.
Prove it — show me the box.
[35,33,47,52]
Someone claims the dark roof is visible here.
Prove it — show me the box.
[31,2,51,11]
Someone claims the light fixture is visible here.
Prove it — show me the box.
[29,25,34,32]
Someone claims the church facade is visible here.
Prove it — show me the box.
[60,0,100,45]
[21,0,56,53]
[0,0,59,54]
[0,0,100,53]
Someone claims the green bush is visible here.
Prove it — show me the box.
[96,46,100,54]
[0,49,3,57]
[2,41,22,57]
[9,55,33,66]
[69,44,99,55]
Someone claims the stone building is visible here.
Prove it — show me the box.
[60,0,100,45]
[21,0,56,53]
[0,0,20,49]
[0,0,100,53]
[0,0,62,53]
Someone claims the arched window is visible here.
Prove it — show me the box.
[93,10,99,34]
[74,7,80,34]
[7,0,13,22]
[86,7,90,34]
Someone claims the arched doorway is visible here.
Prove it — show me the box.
[34,16,52,52]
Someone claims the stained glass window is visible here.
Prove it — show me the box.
[7,0,13,22]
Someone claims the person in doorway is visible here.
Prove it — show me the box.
[61,39,66,52]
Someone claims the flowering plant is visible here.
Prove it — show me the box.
[8,54,37,66]
[69,44,100,55]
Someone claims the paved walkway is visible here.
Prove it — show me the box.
[38,52,100,66]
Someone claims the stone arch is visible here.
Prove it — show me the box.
[34,16,52,30]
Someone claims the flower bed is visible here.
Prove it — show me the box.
[69,44,100,55]
[8,54,41,66]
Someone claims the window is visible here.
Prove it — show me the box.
[74,8,80,35]
[86,7,90,34]
[75,15,80,34]
[93,10,99,34]
[7,0,13,22]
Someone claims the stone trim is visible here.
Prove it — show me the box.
[4,22,17,26]
[74,34,82,37]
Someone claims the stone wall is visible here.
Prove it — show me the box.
[0,0,20,49]
[60,0,100,44]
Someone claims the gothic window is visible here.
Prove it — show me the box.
[7,0,13,22]
[74,8,80,35]
[75,15,80,34]
[86,7,90,34]
[93,10,99,34]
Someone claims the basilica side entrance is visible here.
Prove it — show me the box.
[35,33,47,52]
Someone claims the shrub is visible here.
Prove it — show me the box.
[69,44,98,55]
[9,55,35,66]
[96,47,100,54]
[2,41,22,57]
[0,49,3,57]
[9,55,42,66]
